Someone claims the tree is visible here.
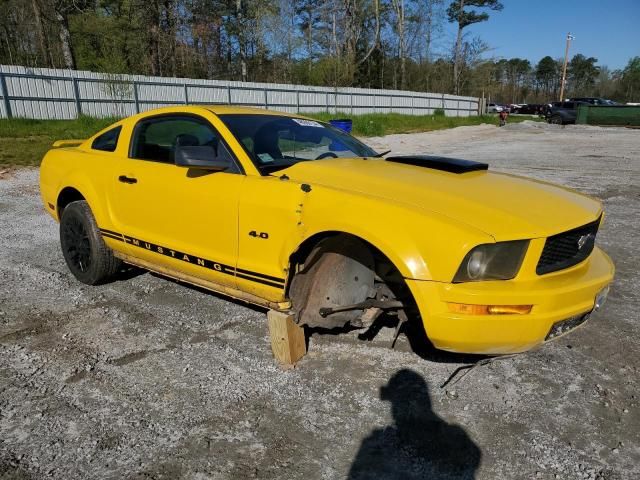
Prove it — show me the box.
[52,0,94,70]
[568,53,599,97]
[535,55,558,99]
[0,0,635,103]
[390,0,407,88]
[447,0,502,94]
[261,0,302,83]
[454,35,489,95]
[295,0,324,82]
[618,56,640,102]
[32,0,53,67]
[505,58,530,102]
[422,0,444,63]
[353,0,386,89]
[356,0,381,68]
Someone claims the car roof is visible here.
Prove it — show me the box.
[202,105,297,116]
[129,105,305,120]
[81,105,308,146]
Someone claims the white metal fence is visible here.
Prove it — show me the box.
[0,65,479,120]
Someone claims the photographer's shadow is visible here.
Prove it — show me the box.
[348,369,481,480]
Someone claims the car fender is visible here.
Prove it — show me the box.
[290,185,494,282]
[41,148,111,226]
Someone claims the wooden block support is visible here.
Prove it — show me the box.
[267,310,307,365]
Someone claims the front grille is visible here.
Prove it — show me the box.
[536,217,600,275]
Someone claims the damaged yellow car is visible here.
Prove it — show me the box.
[39,106,614,354]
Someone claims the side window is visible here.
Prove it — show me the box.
[92,126,121,152]
[130,115,230,165]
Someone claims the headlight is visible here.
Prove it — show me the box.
[453,240,529,282]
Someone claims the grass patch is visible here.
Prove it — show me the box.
[308,112,540,137]
[0,116,116,168]
[0,113,540,168]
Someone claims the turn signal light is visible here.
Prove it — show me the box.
[447,303,533,315]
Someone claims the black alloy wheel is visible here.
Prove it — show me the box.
[59,200,121,285]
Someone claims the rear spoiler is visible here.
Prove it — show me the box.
[52,139,85,148]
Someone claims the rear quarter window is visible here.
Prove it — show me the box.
[91,126,122,152]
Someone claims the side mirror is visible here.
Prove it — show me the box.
[174,145,232,171]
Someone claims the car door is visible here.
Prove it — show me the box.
[107,113,244,288]
[233,122,324,301]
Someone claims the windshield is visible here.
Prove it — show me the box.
[218,114,377,174]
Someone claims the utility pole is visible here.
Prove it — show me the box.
[559,33,574,102]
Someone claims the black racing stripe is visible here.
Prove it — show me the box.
[100,227,284,289]
[235,272,285,288]
[101,232,124,241]
[100,228,123,237]
[122,235,236,277]
[234,267,285,284]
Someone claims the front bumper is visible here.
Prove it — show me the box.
[406,247,615,354]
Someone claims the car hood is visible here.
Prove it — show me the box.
[278,158,602,240]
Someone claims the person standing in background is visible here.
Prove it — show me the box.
[499,109,508,127]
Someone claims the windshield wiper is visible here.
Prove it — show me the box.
[372,150,391,157]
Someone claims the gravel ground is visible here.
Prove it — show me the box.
[0,121,639,480]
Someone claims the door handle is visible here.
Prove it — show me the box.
[118,175,137,184]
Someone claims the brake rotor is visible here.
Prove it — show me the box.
[290,237,375,329]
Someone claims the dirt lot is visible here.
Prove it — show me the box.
[0,121,638,480]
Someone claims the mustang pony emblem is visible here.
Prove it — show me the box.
[578,233,594,250]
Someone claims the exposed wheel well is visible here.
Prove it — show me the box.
[286,231,340,292]
[57,187,85,218]
[286,231,417,312]
[287,231,424,338]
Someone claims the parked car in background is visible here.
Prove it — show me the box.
[486,103,504,113]
[569,97,618,106]
[511,104,543,115]
[545,101,589,125]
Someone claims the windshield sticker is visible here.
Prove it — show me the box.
[257,153,274,163]
[292,118,323,128]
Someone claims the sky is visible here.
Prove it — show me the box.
[442,0,640,70]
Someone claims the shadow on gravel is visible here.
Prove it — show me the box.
[113,265,147,281]
[148,272,267,314]
[141,267,486,367]
[403,319,490,365]
[348,369,481,480]
[306,315,489,366]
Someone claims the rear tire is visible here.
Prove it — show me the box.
[59,200,121,285]
[549,115,563,125]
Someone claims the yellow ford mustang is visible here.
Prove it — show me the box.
[39,106,614,354]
